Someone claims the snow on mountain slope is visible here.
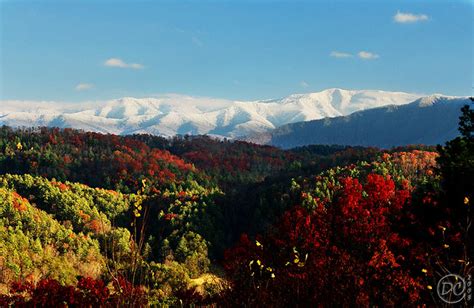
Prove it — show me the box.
[243,95,470,148]
[0,89,422,138]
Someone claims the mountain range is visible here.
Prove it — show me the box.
[244,95,470,148]
[1,89,421,138]
[1,89,469,148]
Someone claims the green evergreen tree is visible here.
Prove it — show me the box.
[436,98,474,256]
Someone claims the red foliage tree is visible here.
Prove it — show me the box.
[223,173,427,306]
[0,277,148,307]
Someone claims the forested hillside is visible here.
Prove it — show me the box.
[0,102,472,306]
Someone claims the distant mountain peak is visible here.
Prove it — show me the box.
[0,89,443,138]
[244,96,470,149]
[417,94,458,107]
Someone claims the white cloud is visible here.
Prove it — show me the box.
[75,83,94,91]
[330,51,353,58]
[394,11,429,23]
[300,81,309,88]
[104,58,144,69]
[358,51,379,60]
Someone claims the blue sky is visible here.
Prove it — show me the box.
[0,0,472,102]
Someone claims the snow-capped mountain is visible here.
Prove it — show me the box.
[243,95,471,148]
[0,89,423,137]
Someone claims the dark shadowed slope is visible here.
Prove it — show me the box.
[244,96,469,149]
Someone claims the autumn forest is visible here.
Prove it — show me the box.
[0,103,473,306]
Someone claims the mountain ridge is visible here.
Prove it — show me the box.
[0,88,422,138]
[243,95,470,148]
